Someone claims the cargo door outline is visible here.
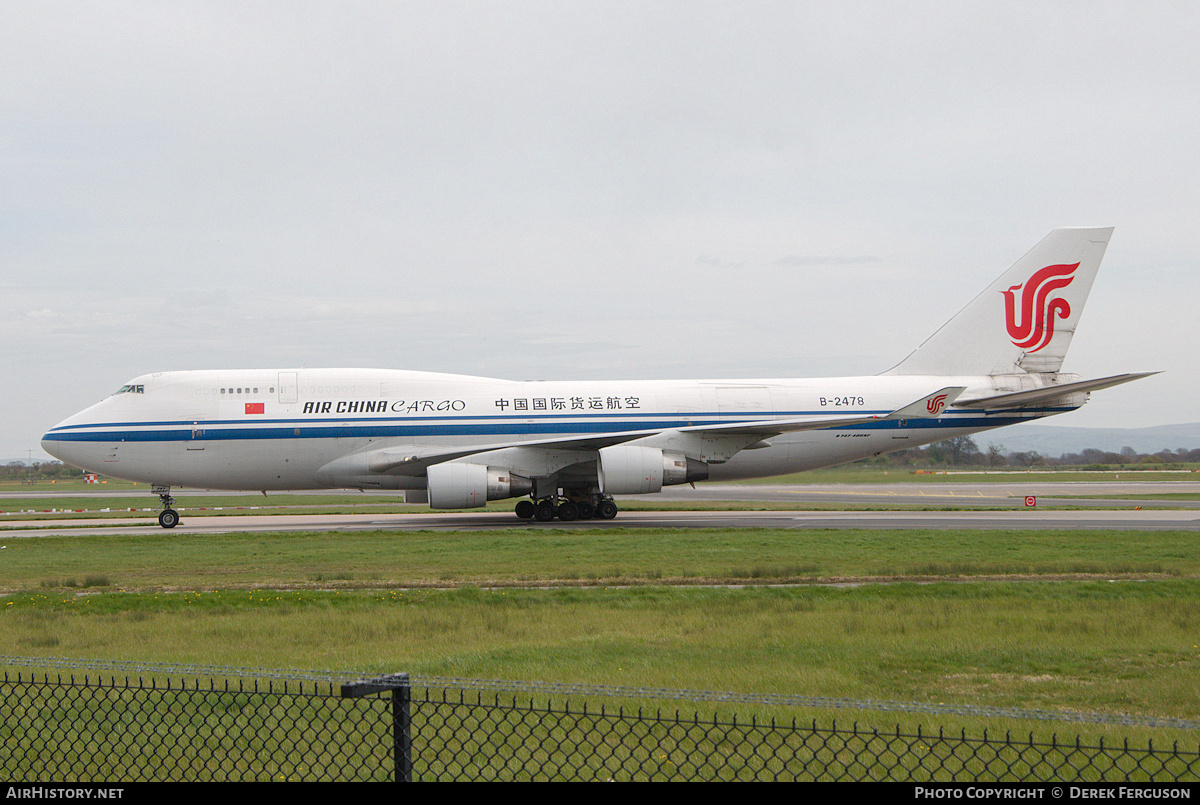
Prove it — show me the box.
[278,372,298,405]
[187,420,207,451]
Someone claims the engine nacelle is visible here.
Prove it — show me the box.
[598,445,708,495]
[426,462,533,509]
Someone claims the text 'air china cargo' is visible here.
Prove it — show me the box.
[43,228,1154,528]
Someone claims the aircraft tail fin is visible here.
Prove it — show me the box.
[885,227,1114,377]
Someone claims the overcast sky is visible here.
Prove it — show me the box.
[4,2,1198,460]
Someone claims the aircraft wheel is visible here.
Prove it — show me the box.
[575,501,594,520]
[158,509,180,529]
[515,500,535,519]
[596,500,618,520]
[534,501,557,522]
[556,501,578,521]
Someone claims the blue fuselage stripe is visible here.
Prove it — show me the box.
[42,410,1060,443]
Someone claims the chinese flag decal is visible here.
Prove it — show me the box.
[245,402,265,415]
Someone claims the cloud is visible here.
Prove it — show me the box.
[6,2,1200,457]
[776,255,882,267]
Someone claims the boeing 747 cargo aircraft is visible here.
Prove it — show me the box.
[42,228,1152,527]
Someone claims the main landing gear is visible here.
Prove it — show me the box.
[514,494,619,522]
[153,484,180,529]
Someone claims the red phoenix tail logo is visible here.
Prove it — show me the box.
[926,393,948,416]
[1001,263,1079,353]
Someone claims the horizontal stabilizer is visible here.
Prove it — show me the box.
[952,372,1157,410]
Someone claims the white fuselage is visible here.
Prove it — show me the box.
[39,228,1140,525]
[41,367,1077,491]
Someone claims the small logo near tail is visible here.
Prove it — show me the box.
[1002,263,1079,353]
[926,394,948,416]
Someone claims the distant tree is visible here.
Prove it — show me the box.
[934,435,980,465]
[0,461,73,481]
[986,442,1006,467]
[1009,450,1044,468]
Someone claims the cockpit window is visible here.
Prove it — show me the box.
[113,384,145,395]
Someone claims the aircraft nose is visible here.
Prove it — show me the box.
[41,396,119,473]
[41,431,69,464]
[42,418,87,469]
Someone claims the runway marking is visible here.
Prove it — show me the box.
[783,488,1012,499]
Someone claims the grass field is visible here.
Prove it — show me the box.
[3,519,1200,745]
[4,472,1200,751]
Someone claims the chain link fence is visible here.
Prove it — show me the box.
[2,663,1198,782]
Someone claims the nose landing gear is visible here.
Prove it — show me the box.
[153,484,180,529]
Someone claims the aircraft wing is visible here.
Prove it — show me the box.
[357,387,967,475]
[670,386,966,436]
[951,373,1156,410]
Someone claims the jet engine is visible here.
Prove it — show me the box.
[426,462,533,509]
[597,445,708,495]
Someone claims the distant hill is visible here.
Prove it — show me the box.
[973,422,1200,458]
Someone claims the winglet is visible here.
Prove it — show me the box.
[882,387,966,420]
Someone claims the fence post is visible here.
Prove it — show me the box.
[393,677,413,782]
[341,672,412,782]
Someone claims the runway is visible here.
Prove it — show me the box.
[2,482,1200,537]
[651,480,1200,508]
[6,479,1199,505]
[5,511,1200,538]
